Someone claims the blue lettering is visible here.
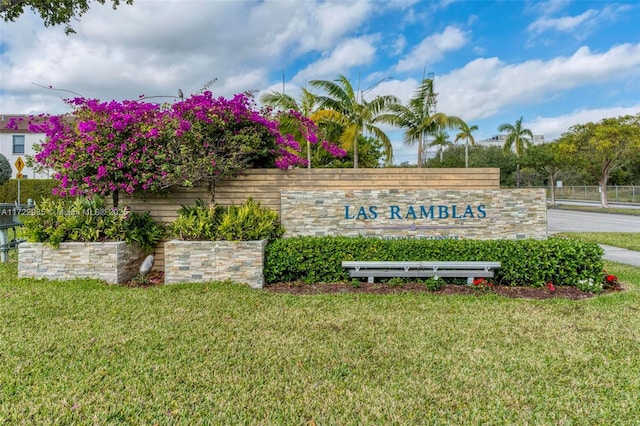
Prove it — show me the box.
[463,204,475,218]
[368,206,378,219]
[438,205,449,218]
[356,207,369,220]
[344,206,354,219]
[420,205,435,219]
[390,205,401,219]
[477,204,487,218]
[405,206,417,219]
[451,205,463,219]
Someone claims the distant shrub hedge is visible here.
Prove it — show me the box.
[0,179,57,203]
[264,236,605,288]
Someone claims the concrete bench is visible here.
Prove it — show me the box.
[342,261,501,285]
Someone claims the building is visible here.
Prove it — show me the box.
[0,114,51,179]
[479,134,545,149]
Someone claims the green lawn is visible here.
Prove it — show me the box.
[549,204,640,216]
[555,232,640,252]
[1,249,639,425]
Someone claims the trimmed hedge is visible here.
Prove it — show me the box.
[0,179,58,203]
[264,236,605,288]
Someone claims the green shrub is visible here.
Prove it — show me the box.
[21,197,164,253]
[0,179,58,203]
[422,277,442,291]
[264,236,605,289]
[0,154,11,186]
[169,198,284,241]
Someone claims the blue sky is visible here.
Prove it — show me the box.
[1,0,638,164]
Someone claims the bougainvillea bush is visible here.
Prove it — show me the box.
[14,91,344,205]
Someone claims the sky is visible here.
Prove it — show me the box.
[1,0,639,165]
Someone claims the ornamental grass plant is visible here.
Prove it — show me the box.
[168,198,284,241]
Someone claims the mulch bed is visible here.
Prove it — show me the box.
[123,273,624,300]
[263,281,625,300]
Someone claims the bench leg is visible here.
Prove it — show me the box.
[368,276,374,284]
[467,277,473,285]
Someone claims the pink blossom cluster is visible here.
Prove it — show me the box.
[20,91,341,198]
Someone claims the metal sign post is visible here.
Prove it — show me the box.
[15,157,24,205]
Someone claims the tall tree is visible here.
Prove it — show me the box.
[497,116,533,157]
[557,114,640,207]
[309,75,399,168]
[497,116,534,188]
[378,78,464,167]
[429,129,452,162]
[1,0,134,34]
[261,88,319,168]
[521,142,564,205]
[455,122,479,168]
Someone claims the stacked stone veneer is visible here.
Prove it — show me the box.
[18,242,145,284]
[281,189,547,240]
[164,240,267,288]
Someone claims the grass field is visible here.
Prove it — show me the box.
[549,204,640,216]
[1,242,640,424]
[556,232,640,252]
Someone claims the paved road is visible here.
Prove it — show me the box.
[547,210,640,234]
[546,209,640,266]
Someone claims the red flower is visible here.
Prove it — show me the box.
[546,282,555,293]
[473,278,485,286]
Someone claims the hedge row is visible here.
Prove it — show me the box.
[264,236,605,287]
[0,179,58,204]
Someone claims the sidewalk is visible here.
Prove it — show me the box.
[601,245,640,267]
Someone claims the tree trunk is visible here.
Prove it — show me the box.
[465,139,469,168]
[417,132,424,168]
[307,140,311,169]
[516,164,520,188]
[600,176,609,208]
[112,190,119,208]
[549,172,556,205]
[600,160,612,208]
[208,180,215,206]
[353,135,359,169]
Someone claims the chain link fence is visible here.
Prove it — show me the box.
[543,185,638,203]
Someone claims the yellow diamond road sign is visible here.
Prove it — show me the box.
[15,156,25,172]
[16,172,23,179]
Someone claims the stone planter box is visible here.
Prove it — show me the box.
[164,239,267,288]
[18,242,145,284]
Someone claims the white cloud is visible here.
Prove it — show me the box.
[292,37,378,83]
[529,105,640,140]
[296,0,373,52]
[528,9,597,34]
[525,0,571,17]
[0,0,374,114]
[395,26,468,72]
[436,43,640,121]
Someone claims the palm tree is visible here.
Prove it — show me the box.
[309,75,399,168]
[498,116,534,187]
[455,122,478,168]
[377,78,464,167]
[497,116,533,157]
[429,129,452,162]
[260,88,319,168]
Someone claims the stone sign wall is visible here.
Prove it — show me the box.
[281,189,547,240]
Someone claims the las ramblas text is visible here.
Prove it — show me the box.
[344,204,487,220]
